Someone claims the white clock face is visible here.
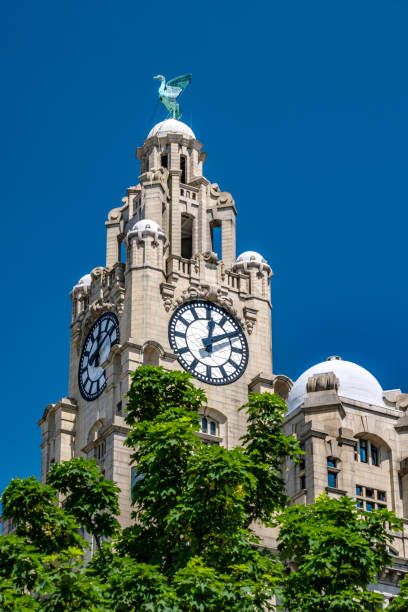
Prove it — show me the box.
[169,300,248,385]
[78,312,120,401]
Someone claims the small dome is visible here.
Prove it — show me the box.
[132,219,161,232]
[148,119,195,139]
[287,357,385,413]
[232,250,273,277]
[78,274,91,286]
[236,251,266,264]
[127,219,169,247]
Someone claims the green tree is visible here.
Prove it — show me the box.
[47,456,120,555]
[388,571,408,611]
[2,366,405,610]
[277,493,402,611]
[117,365,297,609]
[1,477,82,554]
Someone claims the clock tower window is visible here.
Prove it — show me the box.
[210,222,222,258]
[181,214,193,259]
[161,153,168,168]
[180,155,186,183]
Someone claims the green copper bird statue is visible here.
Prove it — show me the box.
[153,73,192,120]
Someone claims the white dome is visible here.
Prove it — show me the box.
[147,119,195,139]
[236,251,266,264]
[287,357,385,413]
[77,274,91,286]
[132,219,161,232]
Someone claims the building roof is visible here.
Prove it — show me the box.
[287,356,385,412]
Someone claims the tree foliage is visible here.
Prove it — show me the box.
[0,366,404,610]
[277,493,402,611]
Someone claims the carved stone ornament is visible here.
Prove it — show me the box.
[160,283,176,312]
[210,183,235,209]
[202,251,219,264]
[73,298,117,353]
[140,167,169,196]
[243,306,257,335]
[306,372,339,394]
[173,284,240,321]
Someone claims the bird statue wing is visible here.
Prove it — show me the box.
[166,74,192,96]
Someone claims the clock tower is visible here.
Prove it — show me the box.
[39,117,290,527]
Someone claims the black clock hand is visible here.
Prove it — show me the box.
[205,320,216,354]
[202,330,239,348]
[89,333,109,366]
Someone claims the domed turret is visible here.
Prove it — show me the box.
[287,357,385,412]
[232,251,273,277]
[126,219,169,245]
[147,119,195,140]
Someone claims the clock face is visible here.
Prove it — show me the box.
[168,300,248,385]
[78,312,120,401]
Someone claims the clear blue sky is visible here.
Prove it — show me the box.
[1,0,407,494]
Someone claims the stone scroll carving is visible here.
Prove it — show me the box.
[174,284,238,318]
[210,183,235,209]
[163,283,257,335]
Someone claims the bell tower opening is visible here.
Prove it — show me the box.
[161,154,168,168]
[180,155,186,184]
[210,222,222,259]
[181,214,193,259]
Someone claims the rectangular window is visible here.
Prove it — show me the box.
[366,502,374,512]
[209,421,216,436]
[180,155,186,183]
[356,499,363,509]
[300,474,306,490]
[181,215,193,259]
[201,417,208,434]
[211,223,222,258]
[371,444,379,466]
[328,472,337,488]
[366,488,374,498]
[359,440,368,463]
[377,504,386,510]
[116,401,122,415]
[161,154,168,168]
[327,458,336,468]
[377,490,386,501]
[356,485,362,496]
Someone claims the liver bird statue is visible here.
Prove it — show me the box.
[153,73,192,120]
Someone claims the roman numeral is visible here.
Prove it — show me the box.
[219,365,227,378]
[191,308,199,320]
[206,365,211,379]
[231,347,242,354]
[219,315,227,327]
[174,331,185,338]
[206,308,211,320]
[179,316,189,327]
[190,358,198,370]
[227,359,238,369]
[177,346,189,355]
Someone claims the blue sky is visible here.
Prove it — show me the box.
[1,0,407,494]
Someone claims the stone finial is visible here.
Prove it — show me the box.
[306,372,339,393]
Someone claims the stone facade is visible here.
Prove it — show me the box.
[37,118,407,600]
